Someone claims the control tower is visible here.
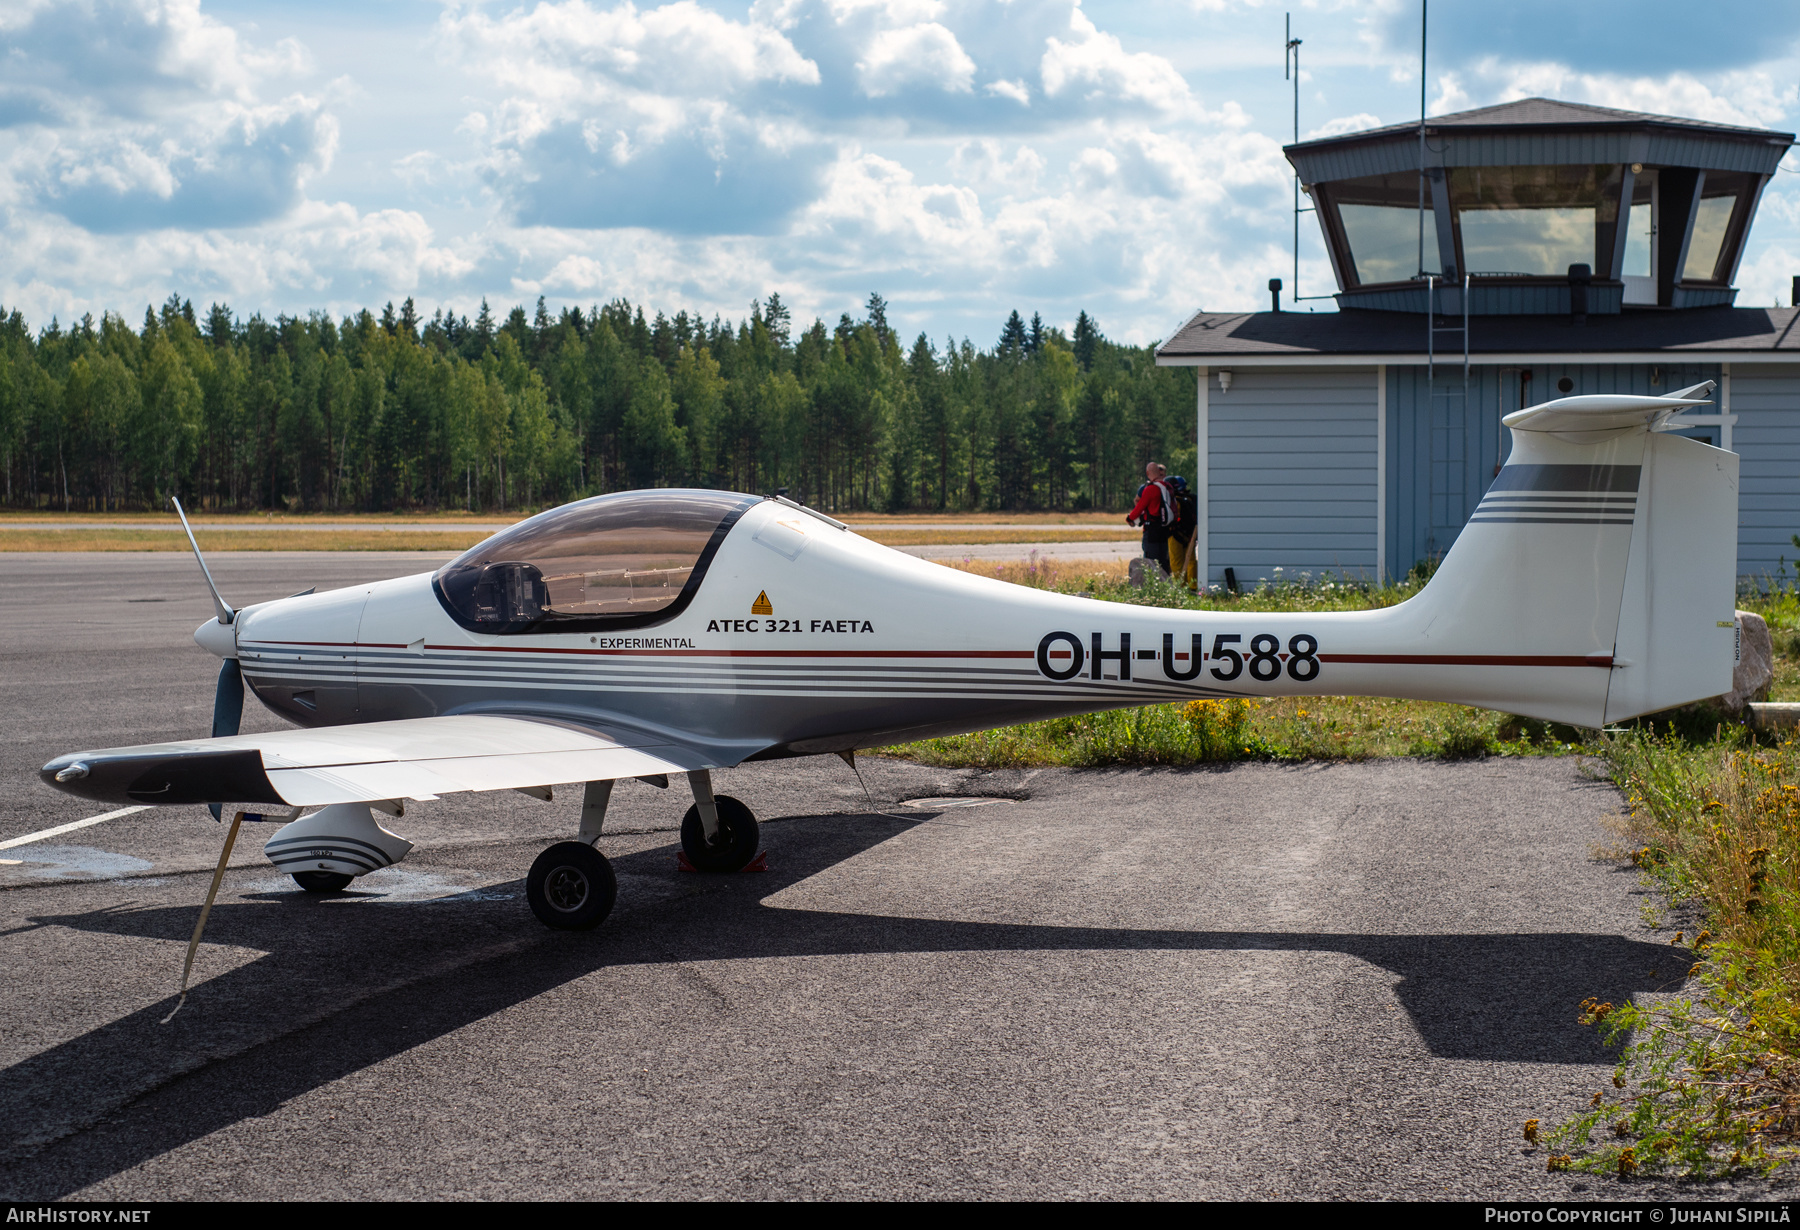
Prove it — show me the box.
[1156,99,1797,587]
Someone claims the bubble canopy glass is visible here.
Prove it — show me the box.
[434,489,758,634]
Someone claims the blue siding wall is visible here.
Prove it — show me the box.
[1202,359,1781,587]
[1208,368,1377,584]
[1733,365,1800,584]
[1384,361,1722,577]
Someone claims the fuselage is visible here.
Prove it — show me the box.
[219,490,1641,758]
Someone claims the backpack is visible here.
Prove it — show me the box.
[1166,478,1198,538]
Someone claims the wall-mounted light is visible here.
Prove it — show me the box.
[1218,370,1233,393]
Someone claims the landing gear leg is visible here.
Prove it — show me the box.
[578,779,613,845]
[526,779,619,931]
[680,770,759,872]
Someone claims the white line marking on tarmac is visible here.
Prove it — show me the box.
[0,805,153,850]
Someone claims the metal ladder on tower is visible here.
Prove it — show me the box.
[1425,273,1469,386]
[1425,273,1475,561]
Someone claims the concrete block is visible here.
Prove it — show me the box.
[1749,703,1800,730]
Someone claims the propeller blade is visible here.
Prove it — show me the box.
[208,659,244,820]
[171,496,234,626]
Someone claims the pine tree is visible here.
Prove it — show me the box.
[532,296,552,360]
[1073,310,1098,370]
[998,310,1026,353]
[865,292,889,347]
[1027,312,1045,354]
[400,297,419,340]
[205,303,233,347]
[764,293,791,349]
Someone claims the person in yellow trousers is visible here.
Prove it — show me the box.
[1164,474,1200,592]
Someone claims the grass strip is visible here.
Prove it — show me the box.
[0,512,521,524]
[880,695,1578,766]
[858,528,1135,546]
[0,527,1137,551]
[0,530,486,551]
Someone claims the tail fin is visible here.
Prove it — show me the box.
[1376,382,1737,727]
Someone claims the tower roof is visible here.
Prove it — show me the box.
[1287,97,1794,156]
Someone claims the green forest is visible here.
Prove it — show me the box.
[0,292,1198,515]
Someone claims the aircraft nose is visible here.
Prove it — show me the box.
[194,616,237,659]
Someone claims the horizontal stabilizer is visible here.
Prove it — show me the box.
[40,714,701,808]
[1503,382,1715,434]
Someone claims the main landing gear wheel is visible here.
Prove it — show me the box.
[527,841,618,931]
[292,871,353,893]
[680,795,759,873]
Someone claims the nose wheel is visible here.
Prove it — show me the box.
[680,795,760,873]
[526,841,618,930]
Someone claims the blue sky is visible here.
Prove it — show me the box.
[1,0,1796,345]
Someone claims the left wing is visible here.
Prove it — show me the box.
[41,714,701,809]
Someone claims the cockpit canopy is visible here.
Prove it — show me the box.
[434,489,758,633]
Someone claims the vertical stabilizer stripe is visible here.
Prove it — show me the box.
[1487,464,1642,493]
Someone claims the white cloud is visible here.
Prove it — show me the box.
[1040,7,1193,113]
[1430,71,1473,116]
[441,0,831,232]
[778,119,1296,341]
[1304,113,1383,140]
[949,139,1045,194]
[0,0,333,232]
[440,0,819,124]
[1434,59,1799,129]
[984,79,1030,106]
[26,0,1793,349]
[0,200,473,326]
[857,23,976,97]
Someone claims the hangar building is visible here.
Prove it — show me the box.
[1154,98,1799,588]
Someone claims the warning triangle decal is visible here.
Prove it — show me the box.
[751,590,773,615]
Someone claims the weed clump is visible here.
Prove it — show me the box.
[1541,730,1800,1176]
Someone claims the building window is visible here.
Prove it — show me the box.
[1682,171,1752,284]
[1325,173,1440,286]
[1621,170,1658,305]
[1447,165,1623,278]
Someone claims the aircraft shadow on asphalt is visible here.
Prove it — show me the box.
[1,810,1678,1197]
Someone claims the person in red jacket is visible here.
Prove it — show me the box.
[1126,461,1172,573]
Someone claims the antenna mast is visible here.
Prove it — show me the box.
[1285,14,1330,307]
[1417,0,1427,278]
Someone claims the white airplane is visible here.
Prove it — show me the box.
[41,383,1738,937]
